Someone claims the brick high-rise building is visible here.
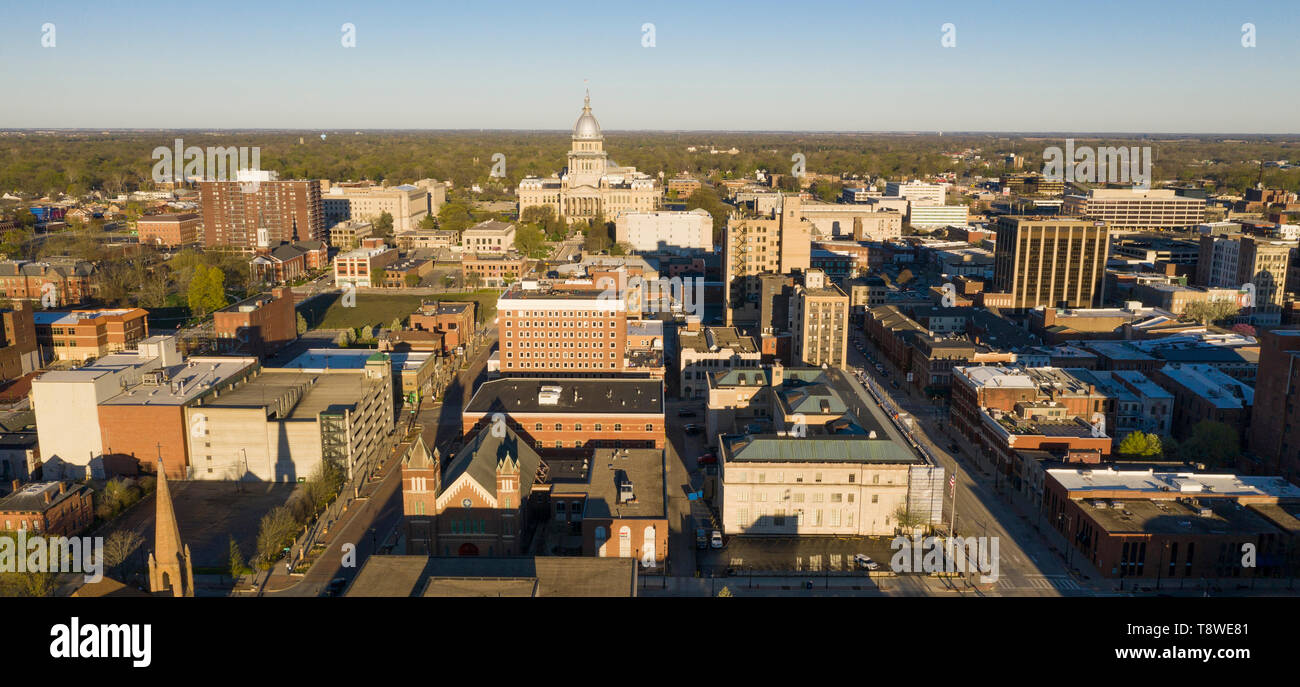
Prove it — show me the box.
[200,179,324,250]
[724,195,813,325]
[497,281,628,376]
[790,269,849,368]
[1248,328,1300,485]
[992,216,1109,310]
[0,302,38,382]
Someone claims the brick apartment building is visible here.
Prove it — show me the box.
[137,213,201,247]
[334,240,398,288]
[33,308,150,362]
[0,259,98,306]
[0,480,95,536]
[1248,329,1300,484]
[462,378,665,454]
[212,287,298,357]
[462,253,529,288]
[200,179,325,250]
[496,281,628,375]
[409,300,476,352]
[0,303,38,382]
[1044,468,1300,581]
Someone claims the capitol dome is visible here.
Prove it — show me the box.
[573,92,602,140]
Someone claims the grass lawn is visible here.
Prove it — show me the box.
[300,290,500,331]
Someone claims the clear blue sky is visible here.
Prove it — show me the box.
[1,0,1296,132]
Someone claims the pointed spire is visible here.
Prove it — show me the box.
[154,458,184,562]
[148,457,193,596]
[583,88,591,112]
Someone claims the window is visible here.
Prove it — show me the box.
[594,423,602,432]
[535,423,543,431]
[848,474,856,483]
[872,474,880,484]
[575,423,582,431]
[815,472,823,483]
[871,494,878,504]
[614,424,622,432]
[645,424,653,431]
[832,493,842,503]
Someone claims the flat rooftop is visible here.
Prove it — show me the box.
[679,326,758,354]
[1049,468,1300,499]
[1079,497,1281,536]
[201,369,383,419]
[101,357,258,406]
[345,555,636,597]
[722,434,919,465]
[464,378,663,416]
[1157,363,1253,408]
[552,448,666,519]
[33,308,141,326]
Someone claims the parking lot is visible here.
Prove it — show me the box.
[697,535,903,576]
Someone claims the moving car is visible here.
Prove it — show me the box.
[854,554,880,571]
[326,577,348,596]
[711,531,724,549]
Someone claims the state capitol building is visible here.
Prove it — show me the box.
[517,92,661,224]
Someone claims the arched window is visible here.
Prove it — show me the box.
[618,526,632,558]
[641,526,656,568]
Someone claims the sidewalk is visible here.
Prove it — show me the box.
[255,439,406,595]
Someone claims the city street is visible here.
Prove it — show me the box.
[846,331,1099,595]
[263,323,499,596]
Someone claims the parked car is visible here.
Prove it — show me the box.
[326,577,348,596]
[853,554,880,571]
[696,528,709,550]
[890,380,900,390]
[684,424,702,435]
[710,531,724,549]
[697,453,717,465]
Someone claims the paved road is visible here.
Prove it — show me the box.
[265,326,499,596]
[845,332,1097,596]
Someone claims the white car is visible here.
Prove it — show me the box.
[710,531,724,549]
[854,554,880,571]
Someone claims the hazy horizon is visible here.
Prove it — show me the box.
[3,0,1298,132]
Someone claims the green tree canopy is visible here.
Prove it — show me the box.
[1117,431,1162,459]
[1180,421,1241,469]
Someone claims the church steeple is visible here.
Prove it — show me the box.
[148,458,194,597]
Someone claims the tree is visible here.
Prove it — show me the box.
[1180,420,1241,469]
[437,202,475,236]
[390,317,403,331]
[897,268,914,286]
[255,506,299,569]
[418,213,439,230]
[893,504,929,534]
[296,312,308,335]
[405,273,421,288]
[373,211,394,238]
[466,271,483,289]
[102,529,144,579]
[1117,431,1163,459]
[1182,299,1240,326]
[228,536,248,578]
[186,265,227,317]
[515,224,546,258]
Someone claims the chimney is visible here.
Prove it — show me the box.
[10,479,18,492]
[1041,307,1056,327]
[43,489,52,504]
[59,482,67,494]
